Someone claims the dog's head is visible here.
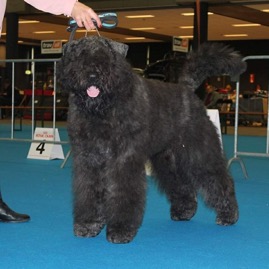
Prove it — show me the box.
[57,36,130,115]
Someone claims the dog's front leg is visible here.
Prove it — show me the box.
[72,152,106,238]
[105,157,147,244]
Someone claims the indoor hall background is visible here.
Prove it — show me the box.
[1,2,269,264]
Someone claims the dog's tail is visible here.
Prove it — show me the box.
[179,42,247,90]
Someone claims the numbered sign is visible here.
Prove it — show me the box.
[27,128,65,160]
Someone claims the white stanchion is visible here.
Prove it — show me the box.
[27,127,65,160]
[207,109,222,145]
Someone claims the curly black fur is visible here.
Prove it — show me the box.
[57,36,245,244]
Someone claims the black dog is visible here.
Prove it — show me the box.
[57,36,246,244]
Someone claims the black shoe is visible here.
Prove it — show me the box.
[0,200,30,223]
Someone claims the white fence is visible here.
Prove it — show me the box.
[228,55,269,178]
[0,57,68,145]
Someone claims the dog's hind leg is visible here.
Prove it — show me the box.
[151,148,198,221]
[105,156,147,244]
[181,121,239,226]
[72,152,106,238]
[192,154,239,226]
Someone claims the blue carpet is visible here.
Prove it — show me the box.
[0,128,269,269]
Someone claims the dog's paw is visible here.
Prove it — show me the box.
[106,226,137,244]
[216,210,239,226]
[74,222,105,237]
[170,203,197,221]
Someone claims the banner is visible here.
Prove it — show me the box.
[41,40,62,54]
[172,37,189,53]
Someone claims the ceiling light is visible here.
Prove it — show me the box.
[19,20,40,24]
[125,15,154,19]
[181,12,194,16]
[179,35,193,38]
[34,31,56,34]
[125,37,146,40]
[76,29,95,33]
[179,26,193,29]
[261,9,269,12]
[223,34,248,37]
[233,23,261,27]
[181,12,213,16]
[130,27,156,30]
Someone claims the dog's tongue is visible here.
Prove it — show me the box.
[87,86,100,98]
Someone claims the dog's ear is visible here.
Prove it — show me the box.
[109,40,129,57]
[101,37,129,57]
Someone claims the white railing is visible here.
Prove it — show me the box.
[0,58,68,145]
[228,55,269,178]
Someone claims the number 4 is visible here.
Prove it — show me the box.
[36,142,46,154]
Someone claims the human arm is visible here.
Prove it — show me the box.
[24,0,101,30]
[0,0,7,37]
[71,2,102,30]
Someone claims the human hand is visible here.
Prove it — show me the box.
[71,2,102,30]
